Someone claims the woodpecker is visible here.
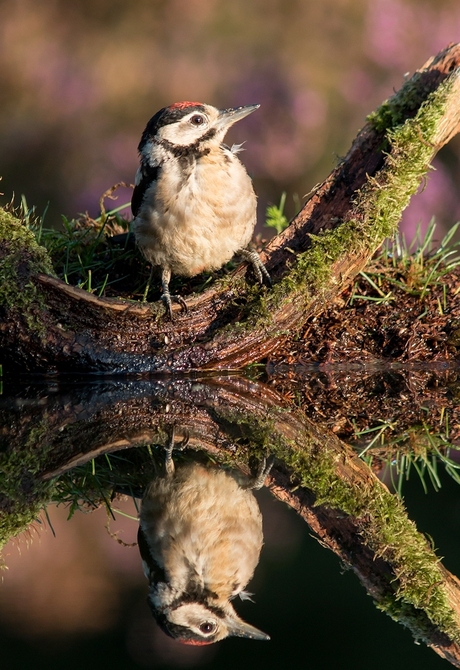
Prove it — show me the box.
[138,442,271,644]
[131,101,270,318]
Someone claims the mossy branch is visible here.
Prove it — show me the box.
[2,44,460,372]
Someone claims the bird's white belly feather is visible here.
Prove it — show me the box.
[133,152,257,276]
[140,464,263,601]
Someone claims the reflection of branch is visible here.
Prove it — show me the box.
[2,378,460,663]
[3,45,460,372]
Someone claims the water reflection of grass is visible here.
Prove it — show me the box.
[355,421,460,496]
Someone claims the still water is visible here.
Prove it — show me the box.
[1,368,460,670]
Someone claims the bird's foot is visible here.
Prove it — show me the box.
[164,425,190,475]
[246,455,275,490]
[240,249,272,287]
[161,292,188,320]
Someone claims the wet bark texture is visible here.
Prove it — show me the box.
[2,45,460,372]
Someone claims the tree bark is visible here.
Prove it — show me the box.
[2,44,460,373]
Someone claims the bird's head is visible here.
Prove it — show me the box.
[138,101,259,157]
[150,599,269,646]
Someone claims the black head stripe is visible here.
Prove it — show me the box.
[158,127,217,165]
[138,104,207,151]
[162,104,207,125]
[152,612,218,643]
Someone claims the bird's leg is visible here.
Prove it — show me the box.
[245,455,275,490]
[164,426,176,476]
[161,268,188,320]
[142,265,154,303]
[161,268,174,319]
[240,249,272,287]
[164,425,190,476]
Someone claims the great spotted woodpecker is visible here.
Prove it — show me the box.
[131,102,270,318]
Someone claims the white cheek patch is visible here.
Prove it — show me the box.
[160,123,204,146]
[168,603,214,628]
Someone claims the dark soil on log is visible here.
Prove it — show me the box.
[266,263,460,451]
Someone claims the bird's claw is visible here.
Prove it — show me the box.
[164,426,190,475]
[161,293,188,320]
[240,249,271,287]
[246,455,275,490]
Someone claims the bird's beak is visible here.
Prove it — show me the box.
[216,104,260,130]
[225,614,270,641]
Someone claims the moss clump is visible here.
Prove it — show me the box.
[0,208,54,327]
[0,486,55,555]
[0,414,59,551]
[367,69,447,134]
[284,438,459,641]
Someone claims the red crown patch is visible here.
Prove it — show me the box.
[169,101,204,110]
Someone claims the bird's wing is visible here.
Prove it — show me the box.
[137,525,167,583]
[131,162,161,218]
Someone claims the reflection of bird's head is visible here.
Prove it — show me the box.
[150,599,270,645]
[138,461,270,644]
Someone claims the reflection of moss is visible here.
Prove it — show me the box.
[0,482,56,557]
[0,489,54,565]
[0,417,58,553]
[0,208,53,329]
[2,388,459,642]
[220,407,460,644]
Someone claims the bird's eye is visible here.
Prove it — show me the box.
[199,621,216,635]
[190,115,205,126]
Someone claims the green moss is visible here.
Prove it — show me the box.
[367,70,441,133]
[0,485,55,555]
[0,416,58,551]
[0,207,54,327]
[286,441,459,640]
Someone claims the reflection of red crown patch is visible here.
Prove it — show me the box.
[169,101,203,110]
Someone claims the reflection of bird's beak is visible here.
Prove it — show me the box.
[216,104,260,130]
[226,614,270,641]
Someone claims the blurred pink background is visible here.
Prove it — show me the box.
[1,0,460,239]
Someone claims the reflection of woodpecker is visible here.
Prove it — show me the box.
[138,436,271,644]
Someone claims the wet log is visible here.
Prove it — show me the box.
[2,44,460,373]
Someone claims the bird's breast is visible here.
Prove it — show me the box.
[140,464,263,600]
[132,151,257,276]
